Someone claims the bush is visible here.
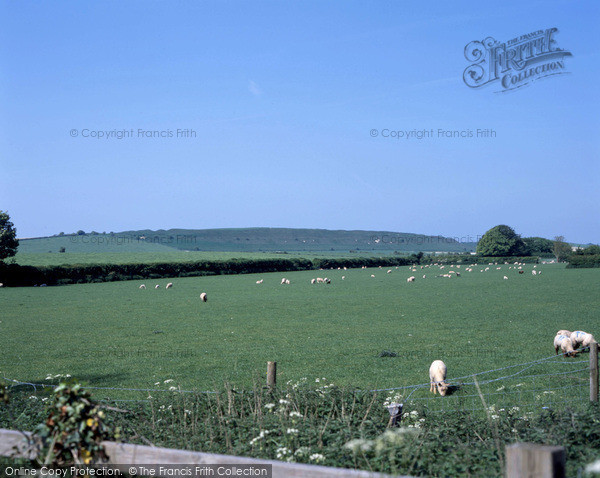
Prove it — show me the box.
[567,255,600,268]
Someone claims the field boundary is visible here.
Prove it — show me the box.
[0,428,401,478]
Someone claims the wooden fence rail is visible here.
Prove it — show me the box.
[0,428,401,478]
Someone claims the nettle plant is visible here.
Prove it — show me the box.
[33,383,119,466]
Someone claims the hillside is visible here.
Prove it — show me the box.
[17,228,476,255]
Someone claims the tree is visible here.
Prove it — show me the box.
[553,236,572,262]
[0,211,19,261]
[522,237,554,255]
[476,225,527,256]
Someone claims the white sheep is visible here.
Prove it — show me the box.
[570,331,598,350]
[324,278,331,284]
[532,270,537,275]
[285,279,290,285]
[429,360,448,396]
[503,276,508,280]
[139,284,146,289]
[407,276,415,282]
[317,278,325,283]
[311,278,316,284]
[557,330,572,337]
[281,278,287,285]
[200,292,207,302]
[166,282,173,289]
[256,279,264,284]
[554,334,579,357]
[155,284,160,289]
[341,276,345,280]
[371,274,375,278]
[387,269,392,274]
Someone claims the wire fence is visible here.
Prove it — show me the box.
[2,348,596,412]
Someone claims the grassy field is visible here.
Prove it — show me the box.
[13,250,386,267]
[1,263,599,405]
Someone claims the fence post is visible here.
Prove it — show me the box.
[267,361,276,390]
[591,341,598,403]
[505,443,565,478]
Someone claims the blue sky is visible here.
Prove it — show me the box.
[1,1,598,243]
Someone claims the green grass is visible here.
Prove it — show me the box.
[13,250,381,267]
[1,263,599,405]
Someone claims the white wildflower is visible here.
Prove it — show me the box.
[164,379,174,383]
[286,428,299,435]
[496,385,505,392]
[344,439,373,453]
[309,453,325,463]
[279,399,290,405]
[289,411,303,418]
[264,403,275,410]
[491,414,499,420]
[169,386,177,391]
[276,447,291,459]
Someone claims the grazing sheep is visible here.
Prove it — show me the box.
[429,360,448,396]
[407,276,415,282]
[325,278,331,284]
[256,279,264,284]
[519,270,524,275]
[281,278,287,285]
[341,276,345,280]
[371,274,375,278]
[422,275,426,279]
[570,331,598,350]
[285,279,290,285]
[155,285,160,289]
[503,276,508,280]
[557,330,572,337]
[311,279,316,284]
[317,278,325,283]
[387,269,392,274]
[200,292,207,302]
[166,282,173,289]
[139,284,146,289]
[554,334,579,357]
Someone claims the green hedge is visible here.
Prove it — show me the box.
[0,256,415,287]
[567,254,600,268]
[420,255,539,265]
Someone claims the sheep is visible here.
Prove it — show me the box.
[503,276,508,280]
[371,274,375,278]
[311,279,316,284]
[570,331,598,350]
[407,276,415,282]
[155,285,160,289]
[518,270,524,275]
[285,279,290,285]
[422,275,426,279]
[281,278,287,285]
[557,330,572,337]
[554,334,579,357]
[429,360,449,396]
[387,269,392,274]
[324,278,331,284]
[532,270,537,275]
[317,278,325,283]
[200,292,207,302]
[166,282,173,289]
[139,284,146,289]
[256,279,264,284]
[341,276,345,280]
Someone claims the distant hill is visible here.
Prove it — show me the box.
[17,228,477,254]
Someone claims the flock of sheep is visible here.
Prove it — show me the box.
[138,282,207,301]
[554,329,597,357]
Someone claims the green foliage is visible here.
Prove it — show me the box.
[0,211,19,261]
[0,256,418,287]
[553,236,572,263]
[3,387,600,476]
[572,245,600,256]
[476,225,528,257]
[567,254,600,268]
[33,383,119,466]
[523,237,554,255]
[0,385,8,404]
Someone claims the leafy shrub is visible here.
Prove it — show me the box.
[567,255,600,268]
[33,383,119,466]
